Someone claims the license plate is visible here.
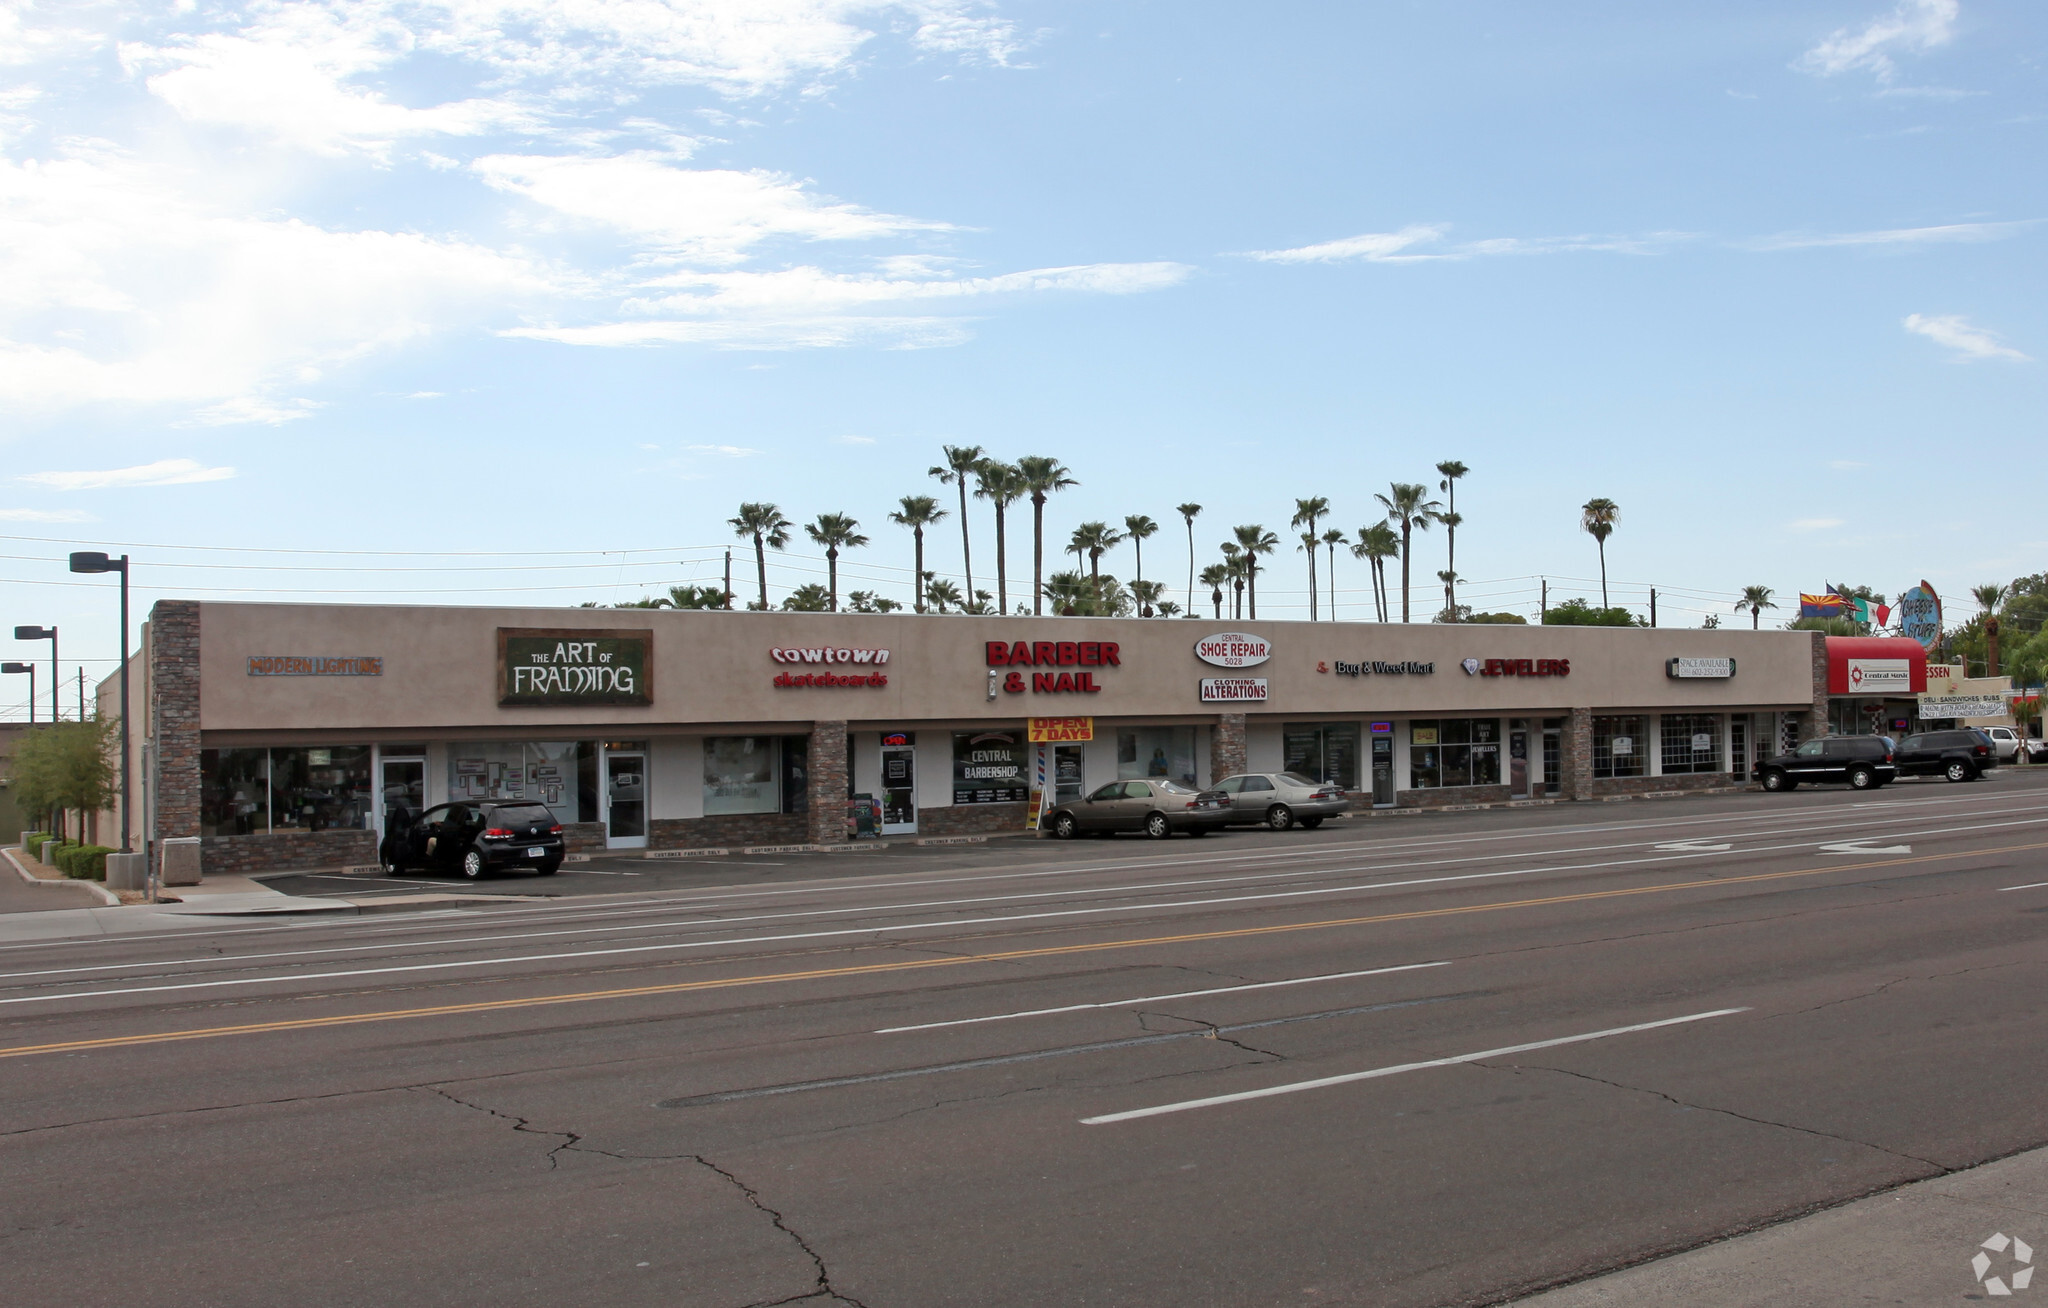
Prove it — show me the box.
[527,846,546,857]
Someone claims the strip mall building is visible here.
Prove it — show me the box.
[107,601,1835,875]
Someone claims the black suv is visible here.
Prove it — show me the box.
[1892,729,1997,783]
[1757,736,1898,792]
[381,801,565,879]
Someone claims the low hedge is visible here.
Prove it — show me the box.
[22,831,52,857]
[55,843,113,880]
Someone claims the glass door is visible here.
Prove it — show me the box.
[1370,735,1395,807]
[1509,720,1530,798]
[880,741,917,835]
[1053,744,1085,803]
[378,755,424,841]
[605,751,648,848]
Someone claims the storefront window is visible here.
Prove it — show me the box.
[201,748,271,836]
[1283,723,1360,791]
[954,728,1027,803]
[1593,716,1646,779]
[201,746,372,835]
[1660,714,1723,775]
[705,736,779,814]
[447,741,587,823]
[1117,727,1198,786]
[1408,719,1501,789]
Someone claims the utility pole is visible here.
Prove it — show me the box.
[723,549,733,610]
[77,667,84,720]
[1650,588,1658,628]
[1540,578,1548,623]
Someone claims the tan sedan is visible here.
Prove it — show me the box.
[1045,780,1232,839]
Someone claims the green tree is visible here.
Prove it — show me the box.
[9,718,116,842]
[1436,460,1469,612]
[929,444,985,602]
[780,583,832,612]
[1352,522,1399,623]
[1465,612,1528,624]
[975,461,1027,614]
[1177,502,1202,615]
[1375,484,1440,622]
[1733,585,1776,630]
[1129,578,1165,617]
[923,577,964,614]
[1291,497,1329,619]
[1124,514,1158,598]
[1974,583,2010,678]
[1199,562,1230,620]
[1070,521,1125,597]
[889,495,947,614]
[1320,527,1347,620]
[1232,524,1279,619]
[1043,570,1094,616]
[1580,497,1619,609]
[728,502,792,612]
[1016,456,1077,615]
[1219,543,1246,619]
[845,590,902,614]
[804,512,869,612]
[1543,597,1642,627]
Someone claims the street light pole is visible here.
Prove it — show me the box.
[12,625,57,722]
[2,662,34,724]
[68,553,132,854]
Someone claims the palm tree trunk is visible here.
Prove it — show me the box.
[1447,523,1456,612]
[1134,538,1143,590]
[827,548,839,611]
[1185,524,1195,614]
[1248,563,1258,620]
[1327,542,1338,620]
[1597,541,1608,608]
[1306,546,1317,621]
[994,504,1008,613]
[957,483,973,601]
[1751,609,1759,631]
[1399,524,1411,622]
[1031,496,1045,615]
[754,533,769,610]
[914,530,926,613]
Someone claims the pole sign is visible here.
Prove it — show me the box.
[1897,581,1942,653]
[498,628,652,706]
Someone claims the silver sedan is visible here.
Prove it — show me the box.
[1211,772,1351,830]
[1045,779,1232,839]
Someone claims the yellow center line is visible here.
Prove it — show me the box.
[3,841,2037,1061]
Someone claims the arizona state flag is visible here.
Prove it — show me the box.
[1799,592,1845,618]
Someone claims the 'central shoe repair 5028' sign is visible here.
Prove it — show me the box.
[498,628,652,706]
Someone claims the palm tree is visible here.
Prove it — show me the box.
[1070,521,1125,607]
[1375,484,1441,622]
[1733,585,1777,630]
[1043,570,1093,616]
[1017,456,1077,615]
[1321,528,1347,620]
[1129,578,1165,617]
[1434,510,1462,611]
[1156,600,1183,619]
[1436,569,1462,621]
[1436,460,1469,612]
[1353,522,1400,622]
[1974,583,2009,677]
[1177,503,1202,614]
[974,460,1026,614]
[889,495,947,614]
[728,502,792,611]
[1580,498,1620,609]
[1219,544,1245,619]
[803,512,868,612]
[924,576,963,614]
[929,444,984,603]
[1124,514,1158,596]
[1232,524,1279,619]
[1291,497,1330,619]
[1199,563,1230,619]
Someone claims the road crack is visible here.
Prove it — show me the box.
[417,1085,580,1168]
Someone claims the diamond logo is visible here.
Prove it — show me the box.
[1461,658,1480,676]
[1973,1232,2035,1296]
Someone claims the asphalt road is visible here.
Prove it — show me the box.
[5,772,2047,1306]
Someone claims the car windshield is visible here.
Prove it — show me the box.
[1280,772,1322,787]
[488,804,555,826]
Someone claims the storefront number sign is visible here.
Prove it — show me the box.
[498,628,652,706]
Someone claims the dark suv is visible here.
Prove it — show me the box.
[1892,729,1997,783]
[1757,736,1898,792]
[381,801,565,878]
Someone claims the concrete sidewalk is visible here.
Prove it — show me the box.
[1510,1145,2048,1305]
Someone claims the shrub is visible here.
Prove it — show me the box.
[22,831,50,857]
[57,843,113,880]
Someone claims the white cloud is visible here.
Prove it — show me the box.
[833,434,876,445]
[1828,459,1870,470]
[506,315,976,350]
[1790,518,1845,532]
[1798,0,1958,81]
[1247,225,1449,264]
[0,507,96,523]
[1903,313,2030,360]
[1745,220,2033,251]
[19,458,237,490]
[1246,226,1687,264]
[682,443,762,456]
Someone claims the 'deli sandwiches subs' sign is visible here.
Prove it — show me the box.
[498,629,652,706]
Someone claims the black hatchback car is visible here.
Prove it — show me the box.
[381,801,565,878]
[1757,736,1898,792]
[1892,728,1997,783]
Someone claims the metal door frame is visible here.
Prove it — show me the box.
[602,746,649,849]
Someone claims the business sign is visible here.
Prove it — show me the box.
[1028,716,1094,742]
[1194,632,1271,668]
[1897,581,1942,653]
[498,629,651,706]
[1326,659,1433,677]
[247,655,383,676]
[989,639,1120,695]
[1473,658,1571,678]
[953,729,1027,804]
[1200,677,1269,703]
[1668,657,1736,679]
[1918,695,2006,719]
[1845,658,1910,694]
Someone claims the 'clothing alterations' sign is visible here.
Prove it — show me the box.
[498,629,652,706]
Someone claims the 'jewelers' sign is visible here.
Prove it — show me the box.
[498,629,651,706]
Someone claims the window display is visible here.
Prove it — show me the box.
[954,729,1027,803]
[705,736,779,814]
[1593,716,1647,779]
[446,741,587,821]
[1116,726,1197,786]
[200,746,371,834]
[1408,718,1501,789]
[1283,723,1360,790]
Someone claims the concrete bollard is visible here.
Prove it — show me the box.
[105,853,147,892]
[161,837,202,887]
[19,830,36,850]
[40,840,59,866]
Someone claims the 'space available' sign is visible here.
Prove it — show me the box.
[498,629,652,706]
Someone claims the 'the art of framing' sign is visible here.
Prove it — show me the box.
[498,629,652,707]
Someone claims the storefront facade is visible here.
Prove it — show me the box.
[108,601,1829,874]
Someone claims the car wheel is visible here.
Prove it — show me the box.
[1299,815,1324,830]
[1761,769,1792,792]
[382,855,405,877]
[461,849,486,879]
[1945,760,1972,782]
[1052,813,1079,840]
[1266,804,1294,831]
[1848,766,1876,790]
[1145,812,1172,840]
[536,861,559,876]
[1189,826,1211,838]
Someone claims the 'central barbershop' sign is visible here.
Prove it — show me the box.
[499,628,651,706]
[987,639,1121,695]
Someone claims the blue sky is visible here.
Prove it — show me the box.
[0,0,2041,711]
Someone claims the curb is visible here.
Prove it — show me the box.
[4,846,119,906]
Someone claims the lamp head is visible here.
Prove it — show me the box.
[1,662,32,674]
[68,551,118,574]
[13,625,52,640]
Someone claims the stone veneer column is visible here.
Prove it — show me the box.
[150,600,203,852]
[806,720,848,845]
[1563,706,1594,801]
[1210,713,1248,783]
[1803,630,1830,742]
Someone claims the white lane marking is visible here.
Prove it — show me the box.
[1999,882,2048,892]
[1079,1008,1752,1125]
[1820,840,1913,855]
[1654,841,1731,853]
[874,962,1451,1034]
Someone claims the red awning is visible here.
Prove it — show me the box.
[1825,636,1927,696]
